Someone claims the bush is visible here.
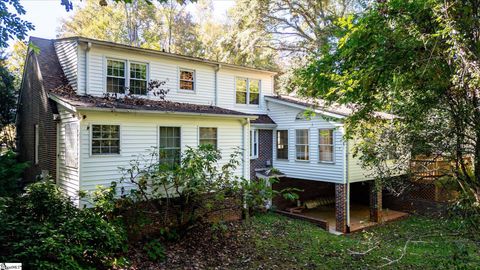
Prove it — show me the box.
[143,239,166,262]
[0,180,127,269]
[0,150,28,197]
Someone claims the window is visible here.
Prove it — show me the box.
[319,129,334,162]
[106,59,126,94]
[277,130,288,160]
[295,129,309,161]
[249,79,260,105]
[199,127,217,148]
[179,69,195,91]
[129,62,147,95]
[159,127,181,167]
[91,125,120,155]
[34,124,39,164]
[250,129,258,158]
[235,77,260,105]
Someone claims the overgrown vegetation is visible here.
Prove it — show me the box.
[0,180,128,269]
[0,150,28,197]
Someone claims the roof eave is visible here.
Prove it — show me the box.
[55,37,277,75]
[265,96,347,119]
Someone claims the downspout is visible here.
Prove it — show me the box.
[214,64,221,106]
[241,118,250,179]
[344,133,350,229]
[85,42,92,95]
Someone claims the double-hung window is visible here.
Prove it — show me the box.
[129,62,148,95]
[295,129,309,161]
[91,125,120,155]
[236,77,260,105]
[179,69,195,91]
[250,129,258,158]
[199,127,217,149]
[106,60,126,94]
[106,59,147,95]
[276,130,288,160]
[159,127,181,167]
[319,129,334,162]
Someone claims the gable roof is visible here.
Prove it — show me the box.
[55,36,277,75]
[29,37,255,118]
[265,95,396,120]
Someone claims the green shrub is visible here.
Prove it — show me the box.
[143,239,166,262]
[0,150,28,197]
[0,180,127,269]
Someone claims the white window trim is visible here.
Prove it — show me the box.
[295,129,309,162]
[235,77,261,106]
[89,123,122,157]
[104,57,150,96]
[178,67,196,93]
[198,127,218,149]
[250,128,259,159]
[276,129,289,161]
[318,129,335,163]
[105,58,127,94]
[34,124,39,164]
[158,126,182,165]
[128,61,149,96]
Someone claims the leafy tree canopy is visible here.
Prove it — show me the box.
[294,0,480,202]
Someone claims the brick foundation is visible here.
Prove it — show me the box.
[369,181,382,222]
[335,183,348,233]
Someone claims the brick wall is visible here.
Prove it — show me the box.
[250,129,273,179]
[16,52,57,184]
[369,181,382,222]
[335,183,348,233]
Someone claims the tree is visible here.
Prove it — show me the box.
[4,40,28,88]
[0,0,34,49]
[294,0,480,214]
[0,60,17,148]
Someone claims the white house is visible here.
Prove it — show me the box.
[17,36,399,233]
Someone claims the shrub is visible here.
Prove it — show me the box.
[143,239,166,262]
[0,180,127,269]
[0,150,28,197]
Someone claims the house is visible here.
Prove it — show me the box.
[17,36,403,233]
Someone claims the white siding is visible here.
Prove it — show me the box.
[78,111,248,193]
[57,106,80,206]
[267,101,346,184]
[347,139,372,182]
[54,40,78,91]
[76,45,274,114]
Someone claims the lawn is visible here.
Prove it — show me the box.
[129,213,480,269]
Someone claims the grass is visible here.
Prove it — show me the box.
[240,213,480,269]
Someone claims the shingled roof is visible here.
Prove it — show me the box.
[30,37,253,117]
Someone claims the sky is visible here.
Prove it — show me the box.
[10,0,235,49]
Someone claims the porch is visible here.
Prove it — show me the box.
[273,178,408,233]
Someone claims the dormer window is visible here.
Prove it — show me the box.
[236,77,260,105]
[106,59,148,95]
[129,62,147,95]
[179,69,195,91]
[106,59,126,94]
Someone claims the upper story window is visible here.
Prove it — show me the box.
[276,130,288,160]
[159,126,181,167]
[295,129,309,161]
[106,59,126,94]
[129,62,148,95]
[199,127,217,149]
[106,59,148,95]
[179,69,195,91]
[236,77,260,105]
[319,129,334,162]
[250,129,258,159]
[91,125,120,155]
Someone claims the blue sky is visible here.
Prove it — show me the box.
[12,0,234,49]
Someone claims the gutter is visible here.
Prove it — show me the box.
[214,64,221,106]
[344,131,350,229]
[85,42,92,95]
